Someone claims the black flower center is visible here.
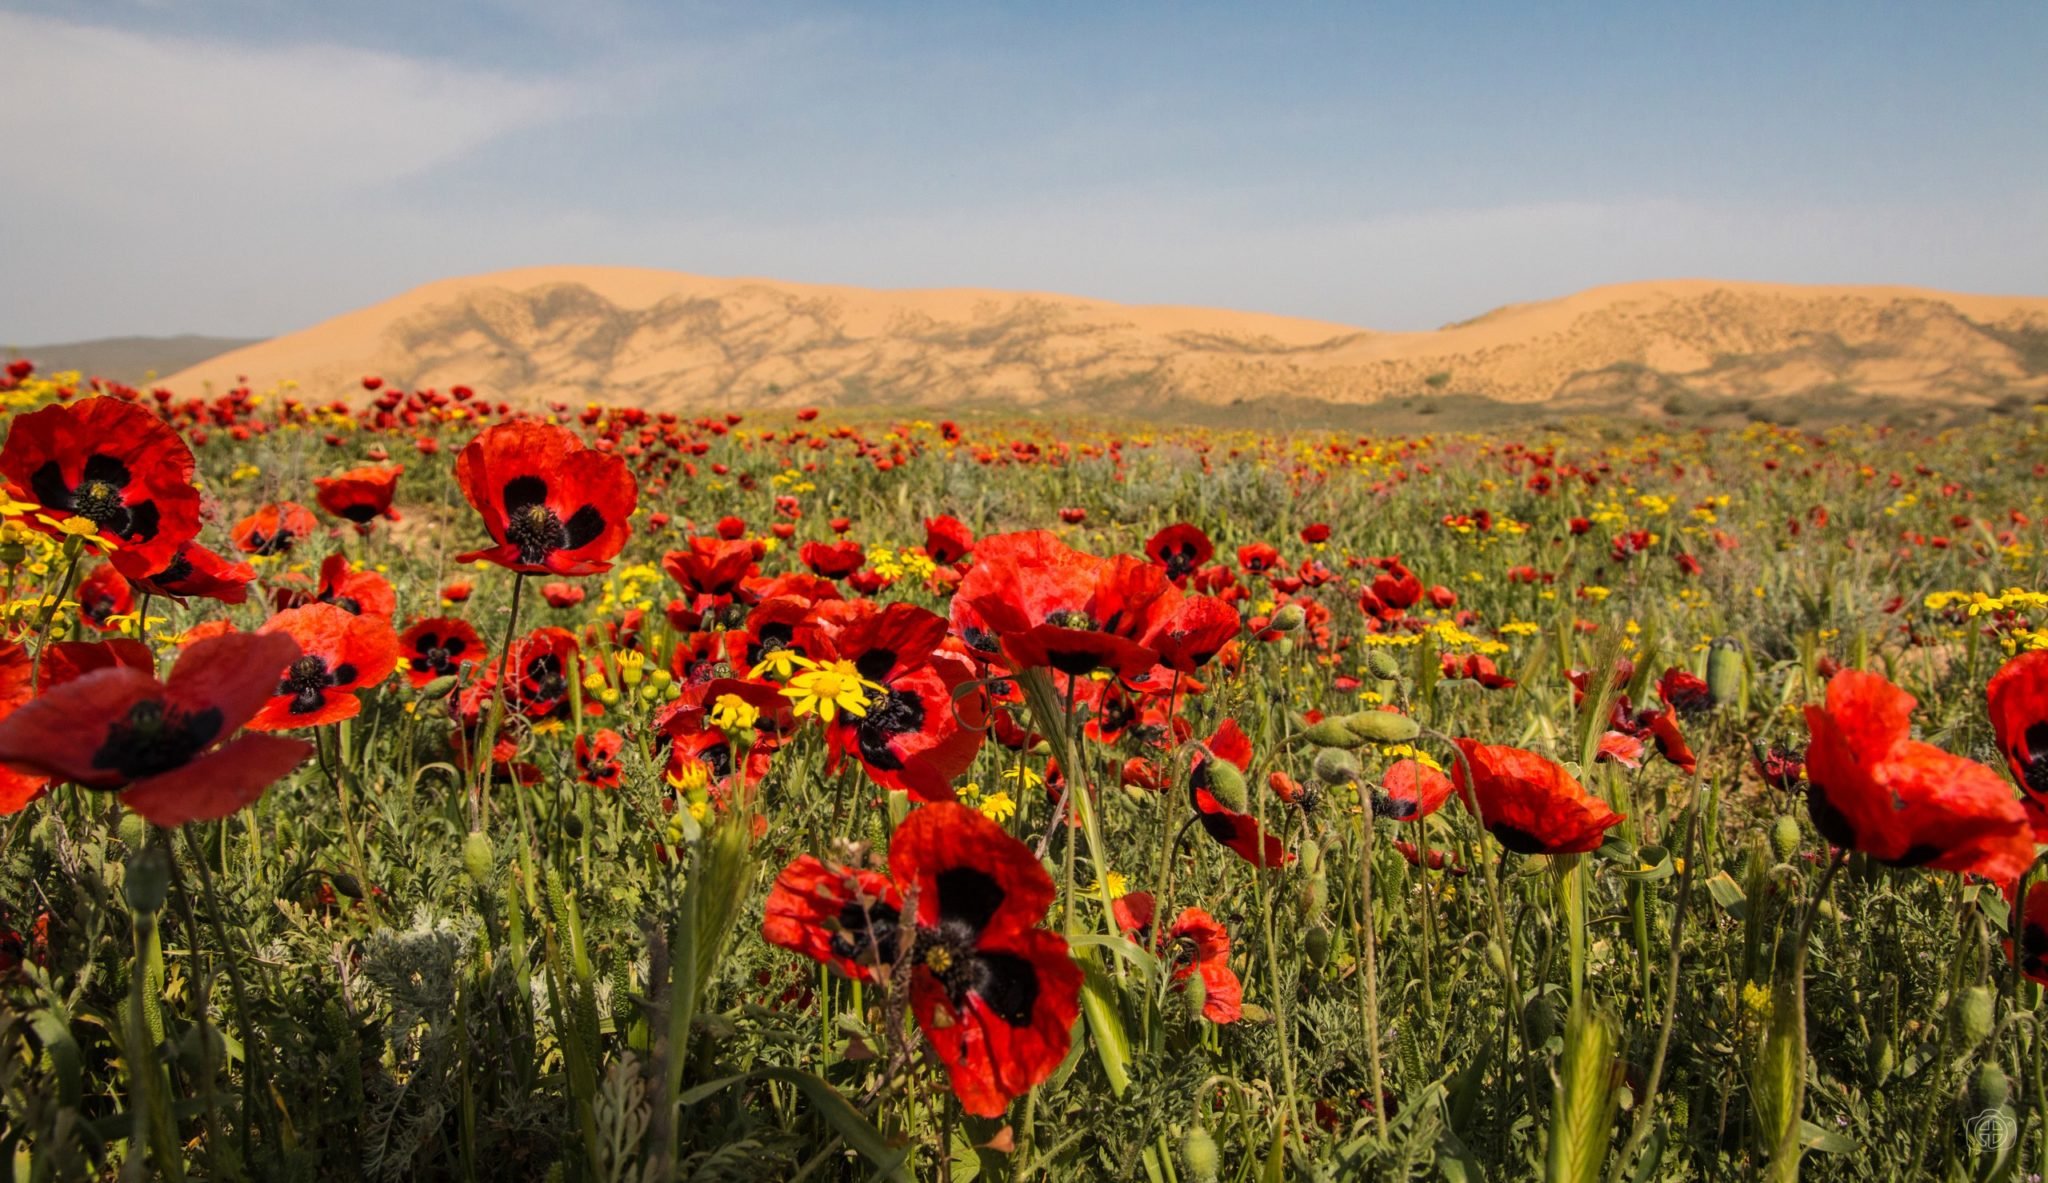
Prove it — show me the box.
[501,476,605,564]
[2021,722,2048,798]
[855,689,925,771]
[279,655,355,714]
[30,456,159,542]
[91,698,223,780]
[524,653,567,701]
[410,633,467,676]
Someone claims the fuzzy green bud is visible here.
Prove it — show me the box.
[1311,746,1361,786]
[462,830,494,885]
[1974,1062,2011,1110]
[1706,638,1744,709]
[417,674,458,699]
[1339,709,1420,744]
[1181,1126,1219,1183]
[123,844,169,915]
[1770,816,1801,862]
[1366,649,1403,681]
[117,811,148,851]
[1268,603,1306,633]
[1304,924,1332,969]
[1957,985,1995,1047]
[1299,718,1360,747]
[1203,759,1248,812]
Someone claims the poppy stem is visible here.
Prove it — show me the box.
[1352,781,1389,1143]
[473,572,529,830]
[26,543,83,693]
[1768,848,1847,1177]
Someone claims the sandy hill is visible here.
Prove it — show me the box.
[161,267,2048,415]
[8,335,262,385]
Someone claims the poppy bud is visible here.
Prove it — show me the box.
[329,872,364,900]
[463,830,494,885]
[1181,1125,1219,1183]
[1706,638,1744,709]
[1304,924,1332,968]
[1269,603,1306,633]
[124,845,170,915]
[1484,939,1510,982]
[1367,650,1402,681]
[1183,964,1208,1017]
[0,542,22,566]
[1868,1035,1894,1085]
[1770,816,1801,862]
[1524,991,1561,1045]
[1312,746,1360,786]
[1274,637,1294,657]
[1299,719,1360,747]
[417,674,458,699]
[1298,837,1323,877]
[1204,759,1248,812]
[1339,710,1420,744]
[1975,1062,2011,1110]
[564,811,585,839]
[1957,985,1994,1046]
[1297,872,1327,920]
[117,811,148,850]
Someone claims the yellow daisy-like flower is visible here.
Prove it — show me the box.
[709,693,761,732]
[0,493,40,518]
[749,647,807,681]
[780,659,883,724]
[668,757,711,793]
[39,514,111,549]
[1086,870,1128,900]
[977,789,1016,824]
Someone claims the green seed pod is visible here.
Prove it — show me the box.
[1305,924,1332,969]
[416,674,458,699]
[1484,939,1510,982]
[563,811,585,840]
[1524,992,1561,1045]
[1312,746,1361,786]
[1297,873,1328,921]
[1269,603,1306,633]
[1339,710,1420,744]
[1957,985,1995,1046]
[1298,837,1323,877]
[1184,966,1208,1019]
[462,830,494,885]
[1869,1035,1895,1086]
[1274,637,1294,657]
[124,845,170,915]
[1706,638,1744,708]
[1181,1125,1219,1183]
[1366,649,1403,681]
[117,811,148,851]
[329,872,364,900]
[1770,816,1800,862]
[1974,1062,2011,1111]
[1299,719,1360,747]
[1204,759,1249,812]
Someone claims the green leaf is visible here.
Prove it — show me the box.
[1078,954,1132,1097]
[28,1007,82,1111]
[681,1066,912,1182]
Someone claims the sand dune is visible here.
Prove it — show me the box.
[162,266,2048,412]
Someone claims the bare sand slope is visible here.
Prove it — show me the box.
[163,267,2048,411]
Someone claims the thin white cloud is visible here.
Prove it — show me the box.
[0,12,573,203]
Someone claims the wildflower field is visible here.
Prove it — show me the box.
[1,360,2046,1182]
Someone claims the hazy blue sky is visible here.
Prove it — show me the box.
[4,1,2044,342]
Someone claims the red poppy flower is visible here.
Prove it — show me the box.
[1146,523,1214,583]
[1300,522,1330,545]
[442,582,474,604]
[1190,719,1293,867]
[955,533,1174,679]
[808,602,985,802]
[231,502,319,555]
[1376,758,1453,821]
[313,464,402,527]
[1450,739,1624,855]
[924,515,974,565]
[575,729,625,789]
[248,603,400,730]
[2005,881,2048,986]
[763,802,1082,1117]
[0,396,201,567]
[76,563,134,631]
[36,638,154,688]
[454,420,637,575]
[397,617,485,688]
[1140,592,1241,674]
[1440,652,1516,690]
[1168,908,1243,1024]
[1803,669,2029,885]
[0,644,48,813]
[110,541,256,605]
[0,632,311,826]
[1640,709,1698,774]
[1657,667,1713,716]
[1596,731,1646,769]
[1237,542,1280,575]
[1989,650,2048,835]
[502,627,590,720]
[800,539,866,579]
[310,553,396,618]
[541,581,585,608]
[662,537,762,600]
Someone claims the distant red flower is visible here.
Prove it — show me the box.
[75,563,134,631]
[1145,523,1214,583]
[541,581,585,609]
[1657,667,1713,716]
[1804,669,2029,885]
[441,582,474,604]
[36,638,154,688]
[1237,543,1280,575]
[248,603,400,730]
[313,464,403,527]
[800,539,865,579]
[397,617,484,688]
[662,537,762,600]
[502,627,588,720]
[110,541,256,605]
[0,396,201,567]
[231,502,318,555]
[1440,652,1516,689]
[1375,758,1453,821]
[1058,507,1086,524]
[1190,719,1292,867]
[575,729,624,789]
[808,602,984,802]
[454,420,637,575]
[954,532,1173,679]
[0,632,311,826]
[924,515,975,565]
[1168,908,1242,1024]
[1300,522,1330,545]
[2006,881,2048,986]
[1451,740,1624,855]
[762,802,1082,1117]
[1141,593,1241,674]
[714,515,747,540]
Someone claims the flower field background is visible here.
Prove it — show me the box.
[0,363,2044,1181]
